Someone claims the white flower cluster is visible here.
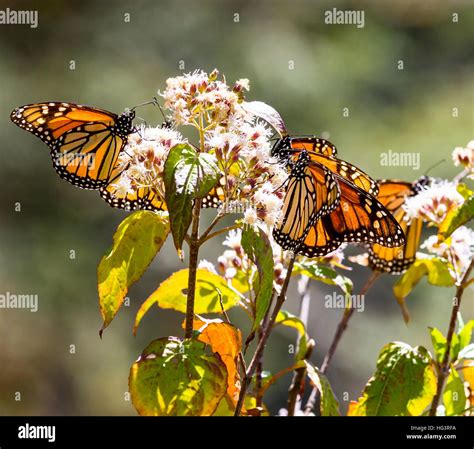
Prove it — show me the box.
[161,69,286,228]
[422,226,474,281]
[161,69,247,127]
[452,140,474,179]
[110,125,186,198]
[200,229,290,287]
[403,180,464,225]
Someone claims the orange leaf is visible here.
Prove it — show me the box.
[184,317,242,403]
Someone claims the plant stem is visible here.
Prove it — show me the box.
[255,358,264,408]
[304,270,381,415]
[253,291,275,408]
[429,259,474,416]
[199,212,224,243]
[184,197,202,339]
[234,256,295,416]
[287,344,313,416]
[260,362,307,397]
[200,223,242,245]
[287,276,311,416]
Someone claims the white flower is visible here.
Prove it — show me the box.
[198,259,217,274]
[223,229,242,251]
[320,244,347,265]
[264,193,283,214]
[224,267,237,278]
[234,78,250,91]
[263,208,282,227]
[403,180,464,224]
[127,163,148,181]
[452,141,474,179]
[421,226,474,281]
[111,174,132,197]
[205,131,244,158]
[240,120,273,160]
[243,208,258,225]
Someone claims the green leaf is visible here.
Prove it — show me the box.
[241,226,274,331]
[97,211,169,334]
[450,333,461,362]
[429,327,461,363]
[459,320,474,350]
[275,310,306,337]
[230,269,250,294]
[443,365,467,416]
[349,342,437,416]
[164,144,219,252]
[294,260,352,297]
[458,343,474,360]
[393,258,454,323]
[275,310,308,360]
[429,327,447,364]
[134,269,240,334]
[305,361,340,416]
[457,183,474,200]
[129,337,227,416]
[438,194,474,240]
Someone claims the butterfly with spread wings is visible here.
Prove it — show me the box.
[368,177,432,274]
[10,102,166,212]
[271,136,405,257]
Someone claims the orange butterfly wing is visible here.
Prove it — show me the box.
[11,102,134,190]
[368,180,426,274]
[296,174,405,258]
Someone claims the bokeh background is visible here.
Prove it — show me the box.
[0,0,473,415]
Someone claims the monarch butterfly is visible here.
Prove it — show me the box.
[368,177,432,274]
[11,101,167,212]
[271,136,405,256]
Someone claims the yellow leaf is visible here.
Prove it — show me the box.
[98,211,169,333]
[134,269,240,334]
[393,258,454,323]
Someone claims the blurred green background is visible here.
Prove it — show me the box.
[0,0,472,415]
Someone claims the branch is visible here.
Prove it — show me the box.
[199,212,225,243]
[429,259,474,416]
[184,198,202,338]
[234,255,295,416]
[287,275,311,416]
[200,223,242,245]
[304,270,381,415]
[254,291,276,407]
[287,344,313,416]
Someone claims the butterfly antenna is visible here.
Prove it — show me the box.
[130,98,159,111]
[156,102,173,128]
[423,159,446,176]
[135,116,148,127]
